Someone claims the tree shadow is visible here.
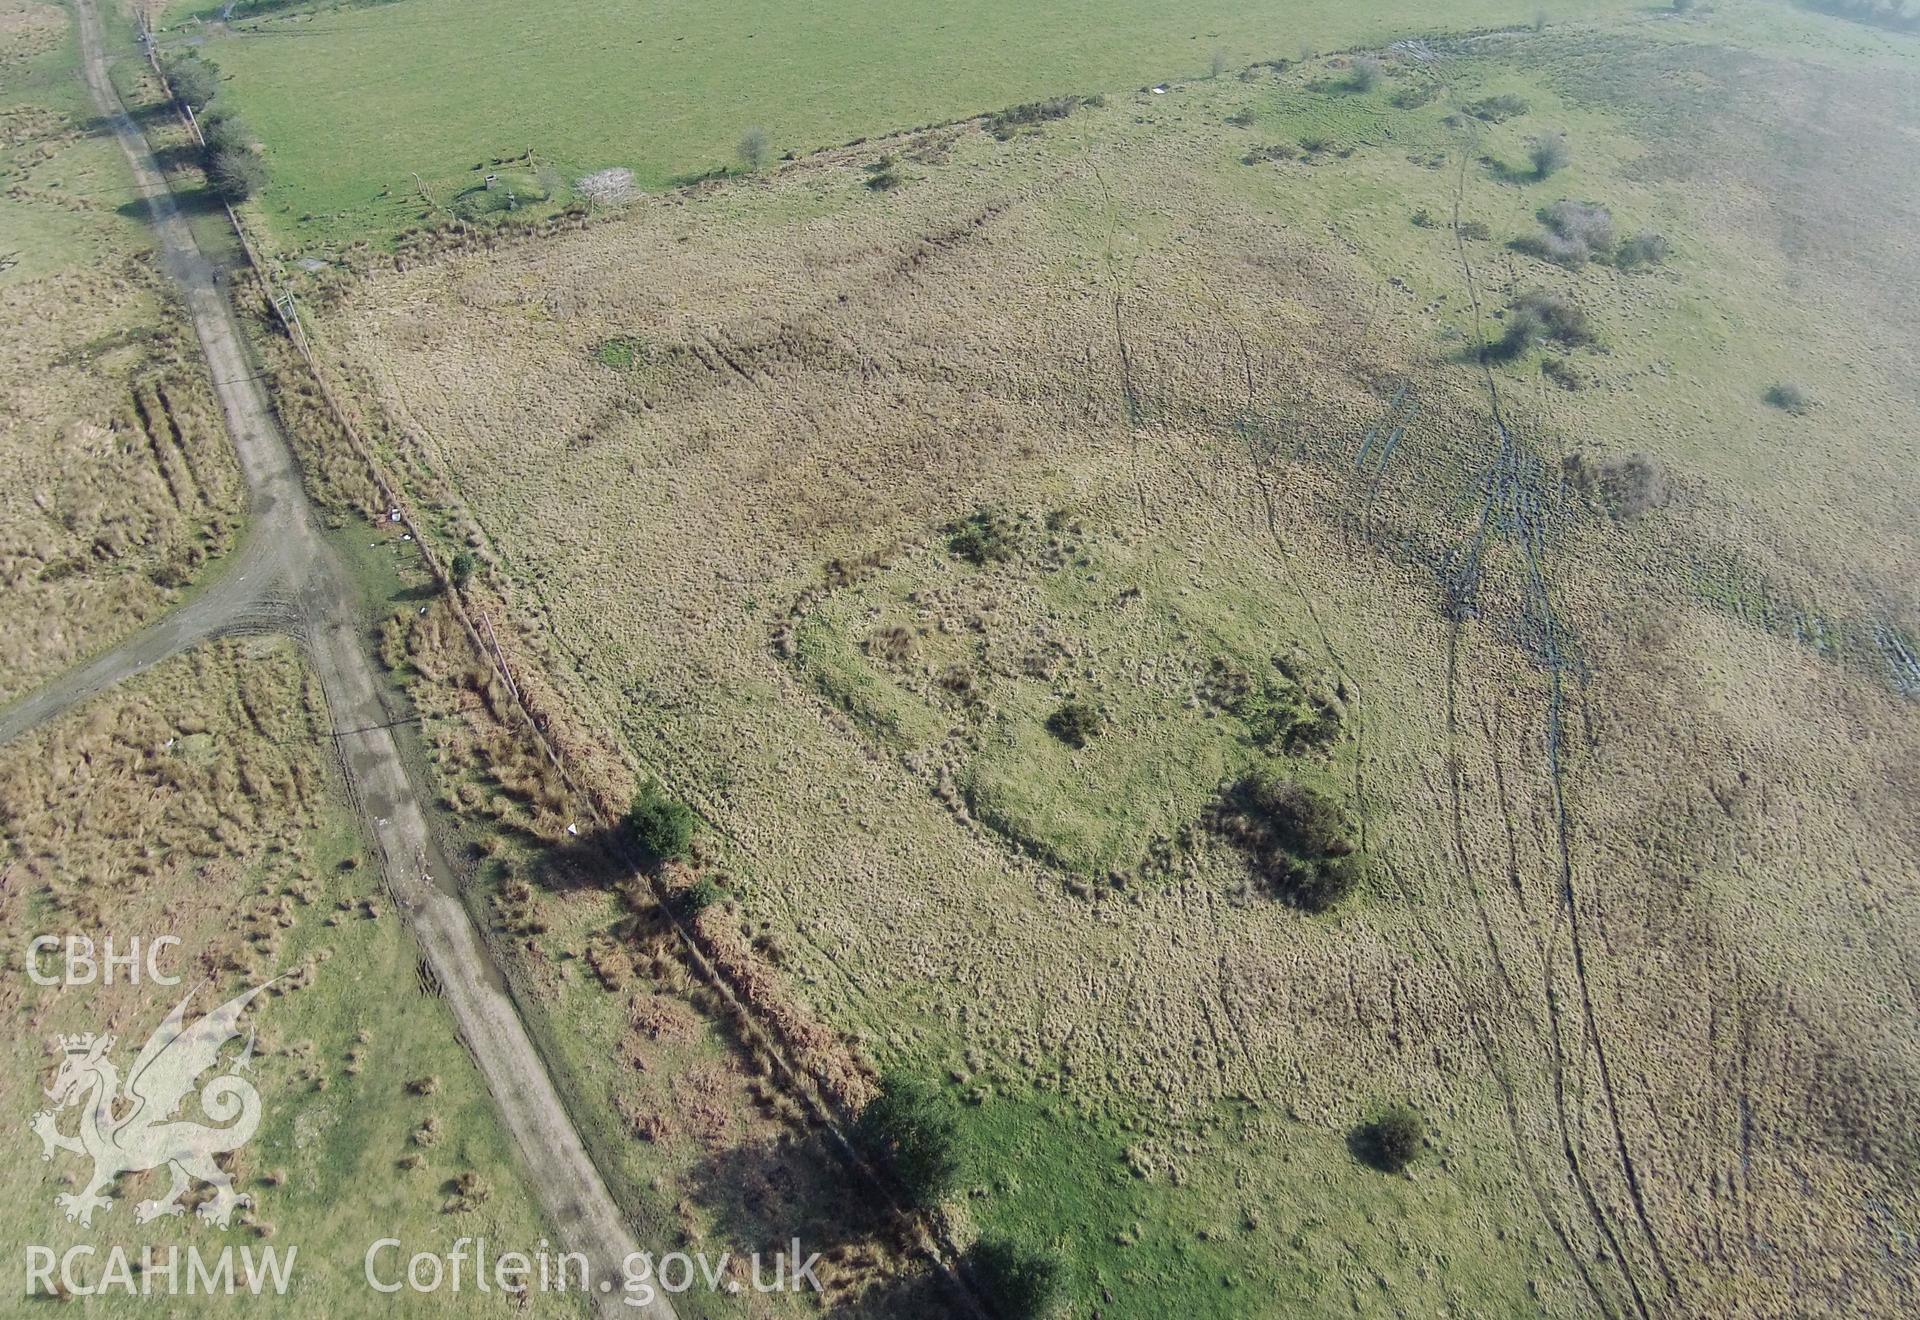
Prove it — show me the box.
[151,142,205,174]
[1346,1122,1393,1171]
[666,164,734,189]
[73,102,172,137]
[532,822,630,892]
[682,1130,956,1313]
[833,1266,968,1319]
[393,579,441,604]
[113,183,228,224]
[1482,153,1542,185]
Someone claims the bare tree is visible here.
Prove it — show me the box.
[1210,47,1228,78]
[1349,55,1385,91]
[737,125,771,173]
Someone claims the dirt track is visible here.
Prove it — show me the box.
[0,4,668,1314]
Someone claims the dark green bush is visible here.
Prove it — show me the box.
[1359,1106,1426,1172]
[1765,382,1812,414]
[856,1073,961,1209]
[449,550,476,587]
[627,780,695,864]
[966,1237,1065,1320]
[680,876,727,915]
[1216,776,1362,911]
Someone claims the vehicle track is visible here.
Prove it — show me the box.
[1205,346,1614,1315]
[1439,74,1680,1312]
[5,6,665,1314]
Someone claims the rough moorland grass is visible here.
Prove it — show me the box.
[164,0,1650,246]
[0,0,242,703]
[0,639,566,1314]
[342,522,926,1314]
[318,19,1920,1318]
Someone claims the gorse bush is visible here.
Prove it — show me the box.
[966,1238,1065,1320]
[1493,289,1592,359]
[627,779,695,863]
[1359,1106,1426,1172]
[856,1073,961,1208]
[986,95,1089,140]
[1215,776,1362,912]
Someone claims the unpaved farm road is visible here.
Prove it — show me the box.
[0,4,670,1315]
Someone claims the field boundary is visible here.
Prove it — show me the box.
[135,23,986,1312]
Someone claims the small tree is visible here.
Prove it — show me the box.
[627,780,695,863]
[1210,47,1229,79]
[448,550,476,587]
[856,1073,961,1209]
[208,147,268,204]
[1349,56,1385,92]
[737,125,771,172]
[967,1237,1065,1320]
[1529,132,1570,180]
[163,53,221,111]
[1360,1106,1426,1172]
[200,108,255,157]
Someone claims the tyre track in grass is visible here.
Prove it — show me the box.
[1210,335,1615,1317]
[1439,70,1681,1311]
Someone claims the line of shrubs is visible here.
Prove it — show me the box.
[1513,200,1668,270]
[159,51,268,203]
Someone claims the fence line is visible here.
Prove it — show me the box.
[134,25,981,1308]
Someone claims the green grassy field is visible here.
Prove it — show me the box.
[158,0,1657,246]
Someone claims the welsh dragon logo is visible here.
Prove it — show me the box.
[28,979,275,1229]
